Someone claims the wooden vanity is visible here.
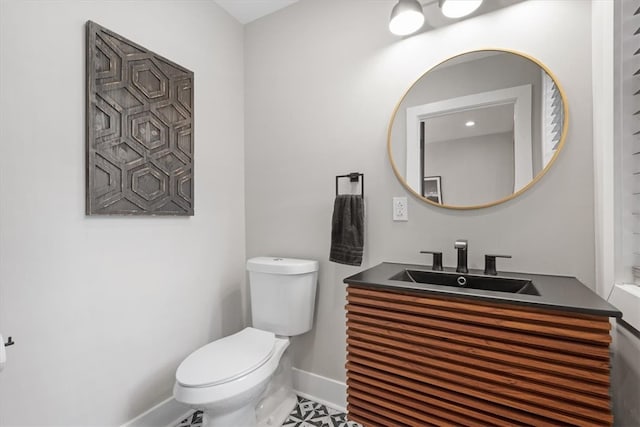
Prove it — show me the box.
[344,263,621,427]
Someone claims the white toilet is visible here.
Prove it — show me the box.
[173,257,319,427]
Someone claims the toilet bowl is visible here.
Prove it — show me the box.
[173,257,319,427]
[174,327,292,427]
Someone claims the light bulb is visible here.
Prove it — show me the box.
[440,0,483,19]
[389,0,425,36]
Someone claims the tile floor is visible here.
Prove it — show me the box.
[176,395,362,427]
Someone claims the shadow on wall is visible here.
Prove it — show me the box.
[612,321,640,425]
[287,266,323,368]
[125,351,187,421]
[217,286,244,337]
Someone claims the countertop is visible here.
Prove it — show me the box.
[344,262,621,318]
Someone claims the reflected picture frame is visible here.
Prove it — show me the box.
[423,176,442,204]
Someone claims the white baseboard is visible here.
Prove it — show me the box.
[120,396,191,427]
[120,369,346,427]
[292,368,347,412]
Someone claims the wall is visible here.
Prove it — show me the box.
[425,132,514,206]
[0,1,245,425]
[245,0,595,385]
[612,321,640,425]
[595,0,640,424]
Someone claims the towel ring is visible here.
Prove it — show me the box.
[335,172,364,197]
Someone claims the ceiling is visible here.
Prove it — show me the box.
[215,0,299,24]
[215,0,526,27]
[424,103,515,144]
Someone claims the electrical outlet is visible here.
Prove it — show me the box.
[393,197,408,221]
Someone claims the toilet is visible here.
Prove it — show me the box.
[173,257,319,427]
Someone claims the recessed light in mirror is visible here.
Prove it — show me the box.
[439,0,483,19]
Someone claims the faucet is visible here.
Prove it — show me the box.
[454,239,468,273]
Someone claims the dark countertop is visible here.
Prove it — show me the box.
[344,262,621,318]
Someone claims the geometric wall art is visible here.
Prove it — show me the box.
[86,21,194,215]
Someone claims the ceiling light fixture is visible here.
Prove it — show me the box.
[465,120,476,127]
[389,0,425,36]
[439,0,483,19]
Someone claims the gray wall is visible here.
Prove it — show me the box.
[245,0,596,383]
[612,322,640,425]
[0,1,245,424]
[425,132,515,206]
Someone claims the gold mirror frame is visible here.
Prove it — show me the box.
[387,48,569,210]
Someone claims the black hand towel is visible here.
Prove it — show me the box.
[330,195,364,266]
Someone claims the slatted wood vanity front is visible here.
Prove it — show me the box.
[345,284,614,427]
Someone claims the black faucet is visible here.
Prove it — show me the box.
[420,250,443,271]
[484,254,512,275]
[455,239,468,273]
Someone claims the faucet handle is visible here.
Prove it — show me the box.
[484,254,512,275]
[454,239,468,250]
[420,251,443,271]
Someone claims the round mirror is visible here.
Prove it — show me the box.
[388,49,568,209]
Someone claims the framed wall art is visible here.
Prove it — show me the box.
[86,21,194,215]
[423,176,442,204]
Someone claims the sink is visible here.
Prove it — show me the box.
[389,269,540,296]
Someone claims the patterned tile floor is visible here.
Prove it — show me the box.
[176,395,361,427]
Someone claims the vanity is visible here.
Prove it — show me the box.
[343,263,621,427]
[364,44,622,425]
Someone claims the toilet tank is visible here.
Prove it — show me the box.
[247,257,319,336]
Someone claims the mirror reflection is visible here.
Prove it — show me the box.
[388,50,566,209]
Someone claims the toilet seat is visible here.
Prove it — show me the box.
[173,333,290,407]
[176,327,275,388]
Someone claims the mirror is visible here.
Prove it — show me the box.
[388,49,568,209]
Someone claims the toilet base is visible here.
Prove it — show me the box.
[256,350,297,427]
[198,376,296,427]
[201,405,256,427]
[187,342,296,427]
[256,392,296,427]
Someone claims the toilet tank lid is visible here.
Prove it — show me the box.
[175,327,275,388]
[247,257,319,275]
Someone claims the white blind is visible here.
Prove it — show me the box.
[620,0,640,283]
[541,72,564,166]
